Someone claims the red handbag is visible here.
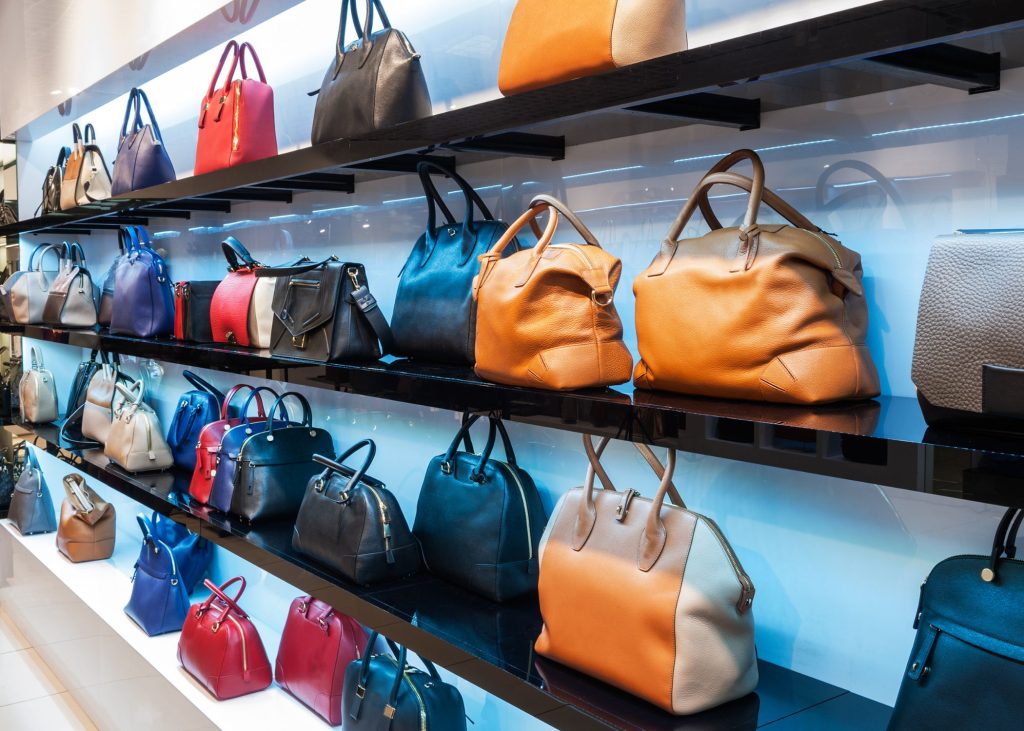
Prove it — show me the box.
[210,236,268,347]
[189,385,269,504]
[194,40,277,175]
[275,596,368,726]
[177,577,272,700]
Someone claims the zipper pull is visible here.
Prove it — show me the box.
[383,521,395,564]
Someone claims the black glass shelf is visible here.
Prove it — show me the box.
[8,421,892,731]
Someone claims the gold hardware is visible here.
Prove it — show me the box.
[211,622,221,633]
[348,267,360,288]
[981,568,995,582]
[441,461,452,475]
[383,705,396,720]
[226,331,237,344]
[292,333,307,349]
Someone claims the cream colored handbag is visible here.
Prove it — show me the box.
[19,347,58,423]
[104,381,173,472]
[82,364,126,445]
[250,277,275,348]
[6,243,64,325]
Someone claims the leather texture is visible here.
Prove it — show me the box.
[292,440,421,586]
[146,510,214,594]
[177,577,272,700]
[275,596,368,726]
[195,41,278,174]
[56,475,116,563]
[111,87,176,195]
[208,408,289,513]
[889,508,1024,731]
[8,448,57,535]
[81,363,130,446]
[104,381,174,473]
[634,150,880,404]
[391,162,512,364]
[42,243,98,328]
[109,228,175,338]
[20,347,58,423]
[174,280,218,342]
[498,0,686,95]
[535,435,758,715]
[166,371,225,473]
[414,416,546,601]
[311,0,431,144]
[61,124,111,208]
[124,513,191,636]
[39,147,69,215]
[6,243,64,325]
[342,632,467,731]
[473,195,633,390]
[210,237,274,348]
[98,229,134,326]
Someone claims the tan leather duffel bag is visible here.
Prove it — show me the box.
[634,149,879,404]
[57,474,115,563]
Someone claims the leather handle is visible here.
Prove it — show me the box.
[237,42,268,83]
[71,123,82,144]
[206,40,240,100]
[132,88,165,145]
[987,508,1024,582]
[254,256,340,278]
[56,145,70,168]
[119,88,139,140]
[442,415,518,479]
[221,236,259,270]
[136,512,154,540]
[66,242,86,267]
[313,439,381,492]
[240,386,281,424]
[221,384,264,420]
[29,346,42,370]
[182,370,225,404]
[115,379,145,406]
[200,576,247,621]
[83,124,96,145]
[417,161,496,235]
[691,149,765,232]
[267,391,312,431]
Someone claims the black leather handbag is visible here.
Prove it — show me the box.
[292,440,420,586]
[342,632,467,731]
[257,257,393,363]
[174,280,218,342]
[391,163,514,364]
[59,351,108,443]
[310,0,431,144]
[230,392,334,522]
[413,415,547,602]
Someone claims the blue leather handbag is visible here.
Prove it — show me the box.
[166,371,226,473]
[111,87,176,196]
[109,226,175,338]
[147,511,213,593]
[124,514,192,636]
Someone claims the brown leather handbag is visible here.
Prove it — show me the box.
[472,195,632,390]
[57,474,116,563]
[633,149,879,404]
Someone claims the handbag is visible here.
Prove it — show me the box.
[889,507,1024,731]
[195,40,277,175]
[391,162,513,364]
[498,0,686,95]
[210,236,275,348]
[174,280,218,342]
[633,149,880,404]
[61,123,112,209]
[310,0,431,144]
[80,361,132,446]
[99,227,136,327]
[111,87,176,196]
[535,434,758,714]
[413,415,546,601]
[8,447,57,535]
[0,456,12,512]
[42,242,98,328]
[38,147,70,215]
[177,576,272,700]
[125,513,191,636]
[58,350,108,444]
[5,243,65,325]
[342,632,467,731]
[912,231,1024,428]
[109,227,175,338]
[257,256,393,362]
[275,596,368,725]
[166,371,226,472]
[292,440,420,586]
[104,381,174,472]
[56,474,116,563]
[20,347,58,423]
[473,195,633,390]
[230,391,334,522]
[0,189,16,225]
[146,510,214,593]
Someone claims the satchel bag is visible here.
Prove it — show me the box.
[61,123,112,209]
[125,513,191,636]
[177,576,272,700]
[257,257,393,362]
[111,87,176,196]
[414,415,546,601]
[42,242,98,328]
[166,371,226,472]
[104,381,174,472]
[56,474,116,563]
[342,632,466,731]
[80,361,132,446]
[6,243,65,325]
[392,162,512,364]
[889,508,1024,731]
[20,347,58,423]
[38,147,69,215]
[473,195,633,390]
[210,236,275,348]
[58,350,108,444]
[60,123,86,211]
[634,149,880,404]
[310,0,431,144]
[99,227,136,326]
[174,280,218,342]
[8,447,57,535]
[109,230,175,338]
[292,440,420,586]
[231,391,334,522]
[195,40,277,175]
[146,510,214,594]
[275,596,368,725]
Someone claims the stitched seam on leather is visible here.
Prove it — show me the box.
[759,378,786,393]
[669,517,696,710]
[776,357,795,381]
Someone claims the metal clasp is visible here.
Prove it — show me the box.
[615,489,640,522]
[292,333,307,349]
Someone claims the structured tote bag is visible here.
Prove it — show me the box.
[392,162,513,364]
[165,370,225,472]
[61,123,112,208]
[536,434,758,714]
[210,236,276,347]
[104,381,174,472]
[57,474,116,563]
[124,513,191,636]
[42,243,98,328]
[6,243,65,325]
[8,447,57,535]
[633,149,880,404]
[99,227,135,326]
[889,508,1024,731]
[195,40,277,174]
[473,195,633,390]
[109,227,175,338]
[498,0,686,95]
[310,0,431,144]
[292,440,420,586]
[413,415,546,601]
[111,87,176,195]
[20,347,58,423]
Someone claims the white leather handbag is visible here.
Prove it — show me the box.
[4,243,65,325]
[43,243,98,328]
[80,364,127,446]
[105,381,174,472]
[250,277,275,348]
[19,347,58,423]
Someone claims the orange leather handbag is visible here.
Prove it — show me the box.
[498,0,687,95]
[472,195,632,390]
[634,149,880,404]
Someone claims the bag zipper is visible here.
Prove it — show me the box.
[232,80,241,152]
[385,656,428,731]
[494,461,533,561]
[364,484,394,561]
[226,614,249,672]
[807,230,843,269]
[289,279,320,289]
[700,515,756,612]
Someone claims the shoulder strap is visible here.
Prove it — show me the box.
[347,266,394,355]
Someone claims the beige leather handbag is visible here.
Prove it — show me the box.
[20,347,58,423]
[82,364,124,445]
[6,243,63,325]
[104,381,174,472]
[57,474,115,563]
[535,435,758,715]
[42,243,98,328]
[250,277,275,348]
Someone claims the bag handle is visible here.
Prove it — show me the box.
[814,158,910,229]
[237,42,268,83]
[440,415,517,482]
[83,124,97,145]
[29,346,43,370]
[238,385,281,424]
[182,370,225,404]
[985,508,1024,583]
[119,88,140,141]
[71,123,83,145]
[335,0,391,76]
[312,439,385,493]
[417,161,496,248]
[221,384,263,420]
[221,236,260,270]
[132,88,166,145]
[351,632,443,723]
[198,576,247,623]
[66,242,86,268]
[267,391,311,432]
[29,243,65,272]
[199,41,240,129]
[115,379,145,406]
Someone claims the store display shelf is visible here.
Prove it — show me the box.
[5,0,1024,238]
[9,323,1024,507]
[7,421,894,731]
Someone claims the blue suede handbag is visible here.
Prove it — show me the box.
[111,87,176,196]
[147,511,213,593]
[109,226,175,337]
[124,514,192,636]
[166,371,226,473]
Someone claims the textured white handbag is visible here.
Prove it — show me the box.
[104,381,173,472]
[19,347,58,423]
[250,277,275,348]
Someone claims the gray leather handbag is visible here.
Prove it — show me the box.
[912,231,1024,427]
[43,243,98,328]
[20,347,58,423]
[2,243,65,325]
[8,447,57,535]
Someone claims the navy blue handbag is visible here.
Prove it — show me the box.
[109,226,175,338]
[111,87,176,196]
[147,511,213,593]
[125,514,192,636]
[889,507,1024,731]
[166,371,226,473]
